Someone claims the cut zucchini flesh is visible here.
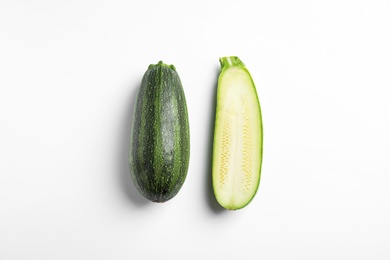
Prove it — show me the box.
[212,56,263,210]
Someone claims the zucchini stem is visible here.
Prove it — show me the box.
[219,56,246,71]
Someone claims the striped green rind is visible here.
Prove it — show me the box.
[129,61,190,203]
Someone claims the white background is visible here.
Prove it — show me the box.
[1,0,389,259]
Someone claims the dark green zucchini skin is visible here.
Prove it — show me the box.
[129,61,190,202]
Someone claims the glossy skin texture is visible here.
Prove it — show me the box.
[129,62,190,202]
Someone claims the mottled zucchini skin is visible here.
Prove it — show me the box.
[129,61,190,202]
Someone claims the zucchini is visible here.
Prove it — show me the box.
[129,61,190,202]
[212,56,263,210]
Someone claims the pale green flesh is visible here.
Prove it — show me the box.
[213,57,262,210]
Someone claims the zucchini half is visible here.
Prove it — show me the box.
[212,56,263,210]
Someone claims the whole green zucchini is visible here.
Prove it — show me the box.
[129,61,190,202]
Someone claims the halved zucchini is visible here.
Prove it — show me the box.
[212,56,263,210]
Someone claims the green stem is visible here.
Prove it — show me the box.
[219,56,246,71]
